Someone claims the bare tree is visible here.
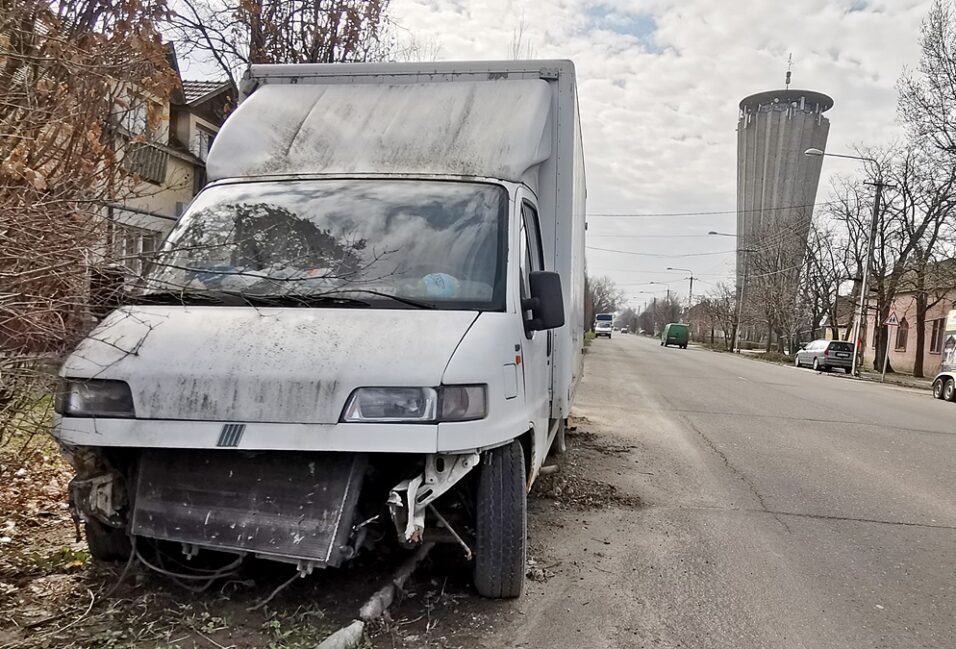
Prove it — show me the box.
[823,146,956,373]
[707,283,739,349]
[899,0,956,156]
[510,12,536,60]
[588,275,625,315]
[1,0,177,451]
[802,222,842,341]
[165,0,392,86]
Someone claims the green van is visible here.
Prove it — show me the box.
[661,323,689,349]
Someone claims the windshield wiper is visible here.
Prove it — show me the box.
[254,293,373,308]
[320,289,436,310]
[134,289,430,310]
[132,290,229,305]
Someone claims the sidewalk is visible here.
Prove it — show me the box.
[696,343,934,392]
[855,369,933,390]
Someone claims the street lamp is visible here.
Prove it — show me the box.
[666,267,694,308]
[804,147,886,376]
[648,281,674,301]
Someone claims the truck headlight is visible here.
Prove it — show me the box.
[54,378,135,418]
[342,385,486,423]
[439,385,487,421]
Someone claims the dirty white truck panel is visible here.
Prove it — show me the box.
[54,60,586,597]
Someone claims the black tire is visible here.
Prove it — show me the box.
[474,440,526,599]
[84,519,131,562]
[944,379,956,402]
[812,358,819,371]
[933,380,944,399]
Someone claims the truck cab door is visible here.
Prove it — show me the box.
[516,193,552,469]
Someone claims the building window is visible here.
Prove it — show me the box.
[930,318,945,354]
[112,223,159,277]
[895,318,909,351]
[197,127,215,161]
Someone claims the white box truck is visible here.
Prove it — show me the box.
[53,60,586,598]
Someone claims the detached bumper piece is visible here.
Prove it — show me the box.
[131,449,366,569]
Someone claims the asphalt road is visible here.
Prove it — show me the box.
[479,334,956,649]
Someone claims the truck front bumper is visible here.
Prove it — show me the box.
[54,414,527,454]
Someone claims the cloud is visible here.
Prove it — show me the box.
[391,0,932,302]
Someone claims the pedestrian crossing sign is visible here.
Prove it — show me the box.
[884,311,900,327]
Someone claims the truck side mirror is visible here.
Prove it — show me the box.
[523,271,565,331]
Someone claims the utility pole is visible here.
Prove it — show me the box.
[803,148,887,377]
[851,179,887,376]
[667,267,695,311]
[653,297,657,335]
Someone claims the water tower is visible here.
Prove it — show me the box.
[736,76,833,326]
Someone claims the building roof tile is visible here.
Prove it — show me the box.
[181,80,231,105]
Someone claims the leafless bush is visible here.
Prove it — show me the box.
[1,0,176,453]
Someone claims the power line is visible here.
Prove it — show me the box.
[587,234,715,238]
[587,246,736,258]
[587,200,834,218]
[589,267,730,276]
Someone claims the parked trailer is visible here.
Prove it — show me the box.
[53,60,586,598]
[932,309,956,401]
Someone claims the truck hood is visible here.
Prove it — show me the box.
[62,306,478,424]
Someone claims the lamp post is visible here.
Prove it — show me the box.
[666,267,694,310]
[804,148,886,376]
[648,281,673,301]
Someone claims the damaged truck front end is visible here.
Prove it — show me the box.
[61,443,481,574]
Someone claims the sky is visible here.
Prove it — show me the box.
[388,0,933,310]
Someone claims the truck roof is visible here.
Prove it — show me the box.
[206,63,569,182]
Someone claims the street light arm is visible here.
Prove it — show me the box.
[804,148,878,165]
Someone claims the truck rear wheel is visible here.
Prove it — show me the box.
[944,378,956,402]
[84,520,131,562]
[474,440,526,599]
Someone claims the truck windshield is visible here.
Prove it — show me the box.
[140,179,507,310]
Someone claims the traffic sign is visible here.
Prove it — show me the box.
[884,311,900,327]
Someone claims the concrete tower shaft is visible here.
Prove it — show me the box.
[736,88,833,302]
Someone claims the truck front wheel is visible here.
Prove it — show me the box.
[474,440,526,598]
[84,519,131,562]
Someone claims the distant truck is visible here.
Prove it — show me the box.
[932,309,956,401]
[661,323,689,349]
[594,313,614,338]
[53,60,586,599]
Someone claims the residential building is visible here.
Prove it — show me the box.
[109,49,234,276]
[863,261,956,376]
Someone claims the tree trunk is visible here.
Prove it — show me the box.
[914,292,928,378]
[248,0,266,64]
[876,325,895,374]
